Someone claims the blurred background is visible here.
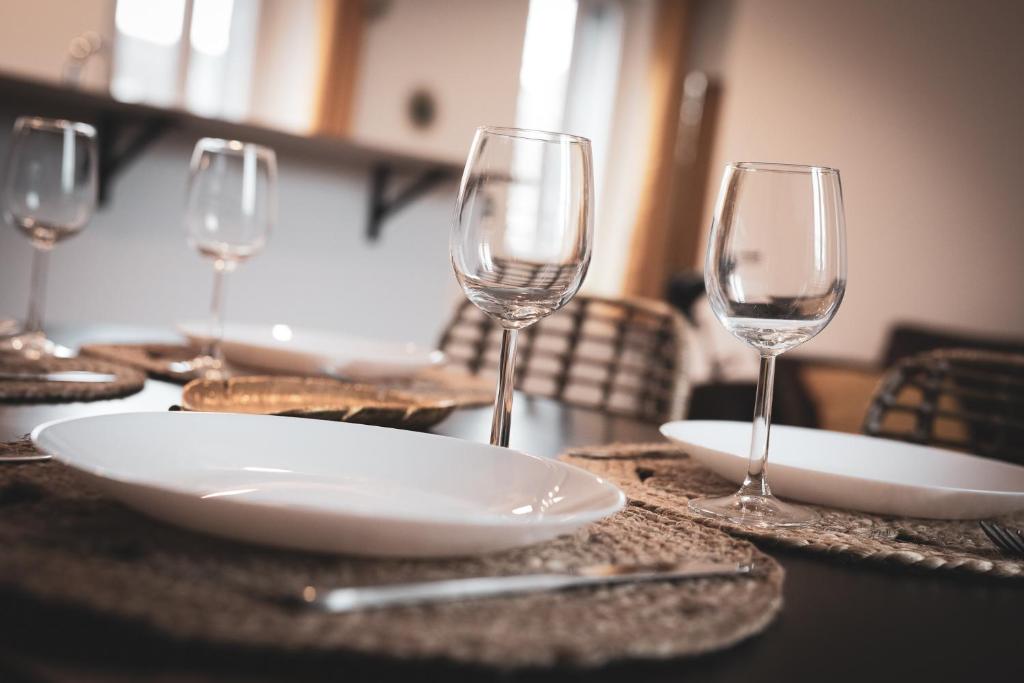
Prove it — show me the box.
[0,0,1022,428]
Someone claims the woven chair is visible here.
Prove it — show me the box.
[437,294,690,423]
[862,349,1024,465]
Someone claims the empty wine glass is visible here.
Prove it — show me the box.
[689,162,847,527]
[451,126,594,447]
[181,138,276,379]
[1,116,98,358]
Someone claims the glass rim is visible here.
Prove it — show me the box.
[14,116,96,138]
[728,161,839,175]
[193,137,276,160]
[477,125,590,145]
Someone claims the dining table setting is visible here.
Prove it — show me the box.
[0,118,1021,683]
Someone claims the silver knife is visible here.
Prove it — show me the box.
[297,560,752,613]
[0,371,117,383]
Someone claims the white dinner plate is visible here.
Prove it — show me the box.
[178,322,445,379]
[32,412,625,557]
[660,420,1024,519]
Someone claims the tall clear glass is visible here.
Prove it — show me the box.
[690,162,847,527]
[182,138,276,379]
[451,126,594,447]
[1,117,98,359]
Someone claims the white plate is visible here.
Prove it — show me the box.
[33,412,624,557]
[178,322,445,379]
[660,420,1024,519]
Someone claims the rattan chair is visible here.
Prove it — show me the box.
[438,294,691,423]
[862,349,1024,464]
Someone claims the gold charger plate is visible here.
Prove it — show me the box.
[181,376,457,429]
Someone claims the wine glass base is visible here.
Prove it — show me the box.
[688,492,819,528]
[0,330,74,359]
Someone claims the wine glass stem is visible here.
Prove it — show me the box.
[739,353,777,498]
[489,328,519,447]
[202,260,230,361]
[24,245,51,335]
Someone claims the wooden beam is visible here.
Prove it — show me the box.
[622,0,693,299]
[314,0,365,138]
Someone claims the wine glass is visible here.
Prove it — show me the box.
[181,138,276,379]
[689,162,847,527]
[451,126,594,447]
[1,116,98,358]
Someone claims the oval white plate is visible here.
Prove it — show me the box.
[33,412,625,557]
[178,322,445,379]
[660,420,1024,519]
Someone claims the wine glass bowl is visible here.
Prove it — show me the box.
[1,116,98,358]
[185,138,275,265]
[452,127,593,329]
[451,126,594,445]
[458,257,587,329]
[181,138,276,379]
[690,162,847,527]
[4,117,97,246]
[708,162,845,354]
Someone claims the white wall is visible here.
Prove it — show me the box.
[0,116,463,348]
[0,0,111,89]
[0,0,536,349]
[248,0,322,133]
[585,0,656,295]
[689,0,1024,362]
[350,0,529,163]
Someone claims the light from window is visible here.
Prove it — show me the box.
[191,0,235,57]
[515,0,578,131]
[115,0,186,46]
[506,0,579,260]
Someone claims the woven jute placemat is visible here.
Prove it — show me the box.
[81,343,199,383]
[562,442,1024,579]
[0,438,783,668]
[82,343,495,407]
[0,355,145,403]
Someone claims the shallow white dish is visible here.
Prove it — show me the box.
[660,420,1024,520]
[178,322,445,379]
[33,412,624,557]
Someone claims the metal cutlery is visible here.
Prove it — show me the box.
[979,520,1024,557]
[0,439,51,463]
[290,560,753,613]
[0,451,50,463]
[0,371,117,383]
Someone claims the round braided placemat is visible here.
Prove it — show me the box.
[562,442,1024,579]
[0,355,145,403]
[82,342,495,407]
[81,342,200,383]
[0,438,783,668]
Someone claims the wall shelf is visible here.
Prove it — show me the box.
[0,71,461,241]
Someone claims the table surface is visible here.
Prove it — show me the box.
[1,328,1021,683]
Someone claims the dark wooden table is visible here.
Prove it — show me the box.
[1,328,1020,682]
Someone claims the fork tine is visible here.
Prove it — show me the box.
[993,526,1017,553]
[992,524,1023,554]
[981,520,1024,556]
[979,520,1006,551]
[990,523,1019,554]
[1004,525,1024,554]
